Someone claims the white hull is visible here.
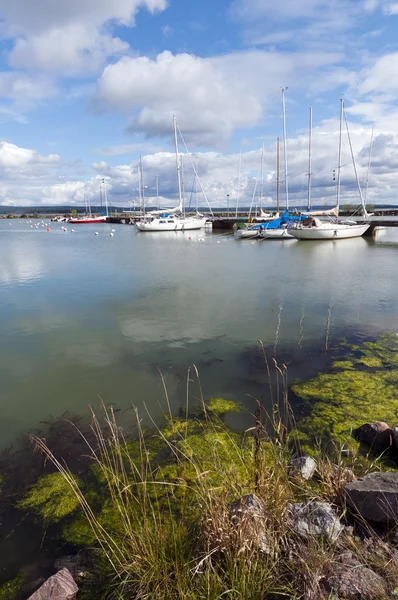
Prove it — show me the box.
[289,223,370,240]
[260,228,294,239]
[288,223,370,240]
[234,229,260,239]
[136,217,207,231]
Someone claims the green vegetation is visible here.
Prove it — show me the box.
[0,574,25,600]
[292,334,398,450]
[18,472,81,525]
[11,335,398,598]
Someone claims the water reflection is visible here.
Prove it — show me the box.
[0,220,398,447]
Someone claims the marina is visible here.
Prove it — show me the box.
[1,217,398,449]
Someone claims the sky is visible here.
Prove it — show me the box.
[1,0,398,209]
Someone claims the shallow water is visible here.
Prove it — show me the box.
[1,219,398,446]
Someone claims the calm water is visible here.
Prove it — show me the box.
[1,218,398,446]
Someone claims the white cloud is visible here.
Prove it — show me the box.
[9,26,129,75]
[93,142,164,156]
[0,0,167,74]
[0,72,57,113]
[0,141,60,169]
[95,49,341,146]
[360,52,398,95]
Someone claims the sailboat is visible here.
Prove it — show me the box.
[234,144,279,239]
[136,117,207,232]
[259,88,304,239]
[288,100,371,240]
[69,180,108,224]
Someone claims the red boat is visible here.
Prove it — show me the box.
[68,215,107,224]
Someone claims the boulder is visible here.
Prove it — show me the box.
[289,501,343,542]
[229,493,271,553]
[288,456,317,480]
[343,471,398,523]
[352,421,394,454]
[321,553,386,599]
[28,568,78,600]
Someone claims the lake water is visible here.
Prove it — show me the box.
[1,218,398,447]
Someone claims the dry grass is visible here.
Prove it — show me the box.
[28,355,398,599]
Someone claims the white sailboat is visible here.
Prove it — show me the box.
[234,141,281,239]
[260,88,295,240]
[288,100,370,241]
[136,117,207,232]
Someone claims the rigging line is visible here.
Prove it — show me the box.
[343,103,367,218]
[235,150,242,219]
[364,125,374,206]
[176,124,214,217]
[248,164,262,220]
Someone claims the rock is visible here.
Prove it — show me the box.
[288,456,317,480]
[343,471,398,523]
[321,556,386,599]
[54,553,97,586]
[229,493,271,553]
[289,501,343,541]
[352,421,394,454]
[28,568,78,600]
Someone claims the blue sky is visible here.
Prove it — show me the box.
[1,0,398,207]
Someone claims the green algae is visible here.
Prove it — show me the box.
[206,397,241,415]
[18,472,80,525]
[292,334,398,449]
[0,574,25,600]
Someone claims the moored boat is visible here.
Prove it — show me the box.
[288,99,371,241]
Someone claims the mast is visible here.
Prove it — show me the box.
[276,137,280,214]
[365,125,374,206]
[281,87,289,210]
[307,106,312,210]
[235,150,242,218]
[336,98,343,212]
[103,178,108,217]
[156,174,159,210]
[173,115,183,213]
[260,143,264,212]
[140,156,145,216]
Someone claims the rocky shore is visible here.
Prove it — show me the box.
[2,334,398,600]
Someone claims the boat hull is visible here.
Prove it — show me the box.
[234,229,260,239]
[69,216,107,224]
[288,223,370,240]
[136,218,207,231]
[260,228,294,239]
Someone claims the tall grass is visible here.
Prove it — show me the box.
[30,356,398,599]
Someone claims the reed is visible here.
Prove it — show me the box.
[28,354,398,599]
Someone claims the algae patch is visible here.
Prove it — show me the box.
[18,472,80,525]
[292,334,398,449]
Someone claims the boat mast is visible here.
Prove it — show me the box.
[276,137,280,214]
[365,125,374,206]
[156,174,159,210]
[103,178,108,217]
[173,115,184,215]
[281,87,289,210]
[260,143,264,213]
[307,106,312,210]
[235,150,242,218]
[336,98,343,213]
[140,156,145,216]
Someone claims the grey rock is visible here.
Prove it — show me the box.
[289,501,343,541]
[229,493,271,553]
[288,456,317,480]
[28,568,78,600]
[352,421,393,454]
[322,561,386,599]
[343,471,398,523]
